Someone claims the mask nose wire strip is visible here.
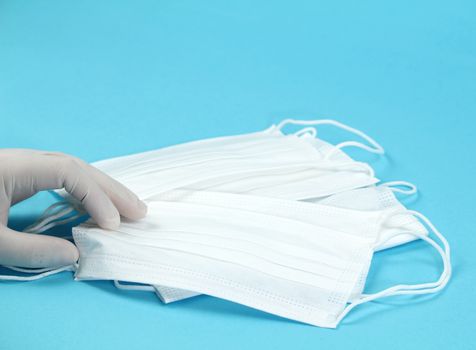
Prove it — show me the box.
[275,119,385,156]
[380,181,418,195]
[334,210,451,326]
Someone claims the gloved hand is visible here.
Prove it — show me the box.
[0,149,147,268]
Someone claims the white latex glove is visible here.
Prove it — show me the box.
[0,149,147,268]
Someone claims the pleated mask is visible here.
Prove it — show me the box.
[74,119,384,201]
[72,190,450,328]
[144,181,429,304]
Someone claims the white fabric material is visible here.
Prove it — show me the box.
[0,119,451,329]
[73,192,384,328]
[72,191,450,328]
[80,120,380,201]
[3,119,383,283]
[150,184,429,304]
[312,182,427,250]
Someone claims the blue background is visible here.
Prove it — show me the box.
[0,0,475,349]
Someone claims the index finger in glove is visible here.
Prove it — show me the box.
[27,153,122,230]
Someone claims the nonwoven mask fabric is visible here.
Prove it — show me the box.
[75,119,383,201]
[43,119,382,237]
[72,191,450,328]
[149,182,429,304]
[310,181,425,250]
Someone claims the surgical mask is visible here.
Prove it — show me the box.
[128,182,430,304]
[72,119,383,201]
[42,119,382,233]
[11,118,382,238]
[71,191,450,328]
[6,182,429,308]
[1,118,385,281]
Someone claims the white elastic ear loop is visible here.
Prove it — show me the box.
[380,210,451,293]
[381,181,418,195]
[23,202,74,233]
[24,207,75,233]
[5,266,59,273]
[294,127,317,138]
[276,119,385,155]
[0,201,83,281]
[0,264,76,281]
[35,201,71,221]
[114,280,156,292]
[334,210,451,326]
[28,213,85,235]
[24,201,86,234]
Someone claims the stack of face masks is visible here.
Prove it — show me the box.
[2,119,451,328]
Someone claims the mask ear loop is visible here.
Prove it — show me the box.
[114,280,156,292]
[23,202,74,233]
[24,207,75,233]
[23,201,87,234]
[27,213,85,235]
[334,210,451,326]
[276,119,385,156]
[294,127,317,138]
[380,181,418,195]
[5,266,60,273]
[0,201,84,282]
[34,201,72,221]
[0,264,77,281]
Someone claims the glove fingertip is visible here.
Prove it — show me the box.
[56,240,80,266]
[134,200,148,219]
[34,238,79,268]
[97,214,121,230]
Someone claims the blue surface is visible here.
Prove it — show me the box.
[0,0,475,349]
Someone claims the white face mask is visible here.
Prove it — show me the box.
[72,191,450,328]
[79,119,383,201]
[147,182,429,304]
[0,119,384,280]
[41,118,382,237]
[0,119,449,328]
[8,182,429,306]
